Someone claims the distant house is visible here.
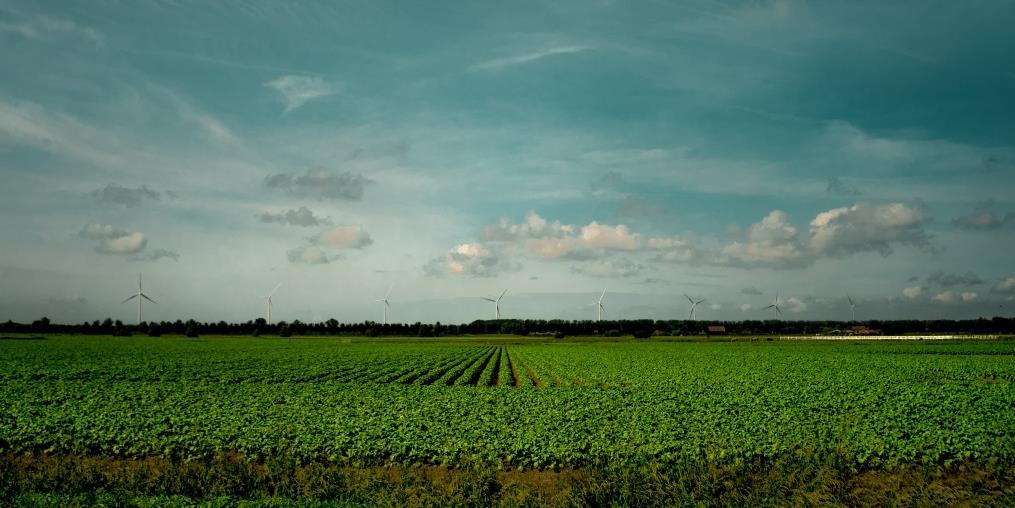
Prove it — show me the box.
[706,325,727,336]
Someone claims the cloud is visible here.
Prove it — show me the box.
[423,243,518,278]
[480,211,697,263]
[952,202,1014,230]
[287,246,335,265]
[310,226,373,249]
[721,210,808,268]
[471,45,591,71]
[808,203,931,257]
[961,291,978,302]
[784,297,808,313]
[903,286,923,299]
[78,223,147,255]
[264,75,339,112]
[739,303,753,312]
[993,277,1015,295]
[569,258,644,278]
[932,291,958,304]
[0,15,104,47]
[257,206,332,227]
[925,270,984,287]
[264,169,372,201]
[585,171,626,199]
[826,176,862,196]
[130,248,180,262]
[88,183,160,207]
[741,287,763,296]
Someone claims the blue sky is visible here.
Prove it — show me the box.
[1,0,1014,324]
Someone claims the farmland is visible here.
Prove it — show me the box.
[3,335,1015,505]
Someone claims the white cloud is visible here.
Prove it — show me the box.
[932,291,958,304]
[569,258,644,278]
[471,45,591,71]
[992,277,1015,294]
[721,210,807,268]
[311,226,373,249]
[903,286,923,299]
[961,291,978,302]
[784,296,808,313]
[287,246,332,265]
[0,15,104,47]
[739,303,753,312]
[78,224,148,255]
[96,232,147,255]
[265,75,339,112]
[809,202,930,257]
[424,243,518,278]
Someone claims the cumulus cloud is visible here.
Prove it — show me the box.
[287,246,335,265]
[257,206,332,227]
[741,287,763,296]
[310,226,373,249]
[480,211,696,264]
[961,291,978,302]
[721,211,807,268]
[925,270,984,287]
[952,203,1014,230]
[903,286,923,299]
[739,303,753,312]
[78,224,147,255]
[423,243,518,278]
[825,176,862,196]
[784,297,808,313]
[265,75,339,112]
[808,202,930,257]
[993,277,1015,295]
[932,291,958,304]
[89,183,160,207]
[264,169,372,201]
[569,258,644,278]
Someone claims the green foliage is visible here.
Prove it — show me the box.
[1,336,1014,472]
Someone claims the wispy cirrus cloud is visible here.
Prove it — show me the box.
[264,75,339,112]
[470,44,592,71]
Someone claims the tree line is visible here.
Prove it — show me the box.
[3,316,1014,338]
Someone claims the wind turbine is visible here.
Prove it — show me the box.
[121,272,156,325]
[764,291,782,319]
[262,283,282,325]
[480,289,508,319]
[847,295,856,322]
[685,294,706,321]
[376,287,392,324]
[592,288,607,321]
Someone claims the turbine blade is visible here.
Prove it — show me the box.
[776,306,783,316]
[480,297,496,302]
[684,294,694,304]
[600,287,607,300]
[121,295,138,304]
[385,286,392,299]
[498,288,508,302]
[269,282,283,297]
[141,294,157,304]
[764,304,775,309]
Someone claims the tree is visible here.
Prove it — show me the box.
[185,324,198,338]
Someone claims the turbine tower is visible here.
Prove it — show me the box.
[847,296,856,322]
[480,289,508,319]
[262,283,282,325]
[376,287,392,324]
[593,288,607,321]
[685,294,706,321]
[121,272,156,325]
[764,291,783,319]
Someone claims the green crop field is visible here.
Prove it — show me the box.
[3,335,1015,506]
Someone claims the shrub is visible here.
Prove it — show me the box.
[185,325,198,338]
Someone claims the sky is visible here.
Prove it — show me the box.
[1,0,1014,324]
